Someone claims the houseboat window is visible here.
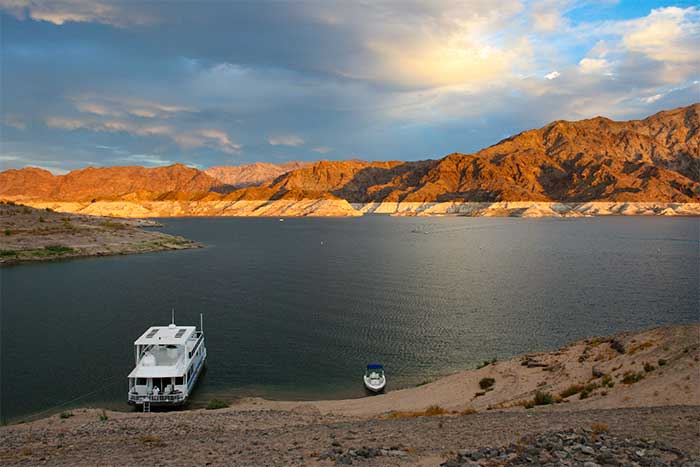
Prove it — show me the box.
[136,378,147,385]
[175,377,183,385]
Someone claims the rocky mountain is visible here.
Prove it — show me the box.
[0,163,226,201]
[1,105,698,213]
[204,161,311,188]
[254,104,699,203]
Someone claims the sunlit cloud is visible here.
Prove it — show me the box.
[46,116,241,155]
[544,71,561,80]
[578,57,611,74]
[621,6,700,63]
[0,0,154,26]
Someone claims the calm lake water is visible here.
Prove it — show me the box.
[1,216,698,423]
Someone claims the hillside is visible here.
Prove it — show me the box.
[0,164,226,201]
[204,161,311,188]
[1,105,698,217]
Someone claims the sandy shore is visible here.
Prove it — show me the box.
[0,202,200,265]
[1,324,698,466]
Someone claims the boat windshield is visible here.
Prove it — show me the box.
[365,366,384,377]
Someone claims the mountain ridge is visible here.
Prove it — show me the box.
[1,104,698,208]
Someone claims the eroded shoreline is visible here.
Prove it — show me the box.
[0,202,201,265]
[9,199,700,218]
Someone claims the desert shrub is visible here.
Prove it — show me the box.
[601,374,613,387]
[559,384,584,398]
[610,338,625,354]
[533,391,553,406]
[59,411,73,419]
[423,405,448,416]
[4,229,11,236]
[628,341,654,355]
[38,216,45,223]
[206,399,229,410]
[460,407,477,415]
[476,358,497,369]
[643,362,656,372]
[658,359,667,366]
[622,371,644,384]
[44,245,74,254]
[0,250,17,257]
[99,410,108,422]
[479,377,495,390]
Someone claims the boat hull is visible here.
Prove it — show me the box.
[363,376,386,393]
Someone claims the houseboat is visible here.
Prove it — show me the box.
[128,314,206,411]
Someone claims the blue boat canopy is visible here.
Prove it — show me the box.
[367,364,384,369]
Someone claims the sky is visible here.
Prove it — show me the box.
[1,1,699,174]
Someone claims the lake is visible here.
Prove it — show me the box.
[1,216,698,423]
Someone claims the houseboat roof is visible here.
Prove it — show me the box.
[134,325,196,346]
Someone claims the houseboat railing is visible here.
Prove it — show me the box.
[188,333,204,359]
[128,392,186,403]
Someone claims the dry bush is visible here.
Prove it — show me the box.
[559,384,584,398]
[591,423,609,433]
[386,405,448,418]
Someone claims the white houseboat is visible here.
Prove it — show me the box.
[128,315,206,410]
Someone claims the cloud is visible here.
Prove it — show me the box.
[71,95,191,119]
[643,94,663,104]
[531,1,569,32]
[2,114,27,129]
[45,116,241,155]
[578,57,611,74]
[312,146,333,154]
[268,135,305,147]
[621,7,700,64]
[45,116,85,130]
[2,1,699,170]
[177,129,242,155]
[0,0,153,26]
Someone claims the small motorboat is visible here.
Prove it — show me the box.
[363,364,386,393]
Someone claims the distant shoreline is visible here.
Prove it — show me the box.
[0,202,201,266]
[6,199,700,218]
